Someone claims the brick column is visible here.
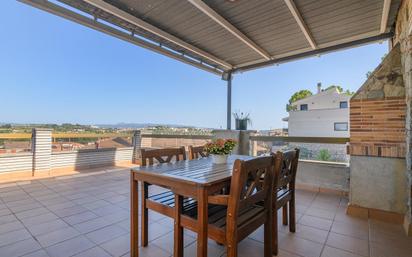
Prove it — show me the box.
[32,128,52,175]
[132,130,142,164]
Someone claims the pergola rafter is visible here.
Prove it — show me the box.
[187,0,272,60]
[283,0,317,49]
[83,0,233,70]
[380,0,392,33]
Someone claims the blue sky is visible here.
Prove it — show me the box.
[0,1,388,130]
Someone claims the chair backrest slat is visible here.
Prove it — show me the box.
[140,146,187,166]
[276,148,300,190]
[188,145,209,160]
[226,154,282,231]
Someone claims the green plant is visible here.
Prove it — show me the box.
[324,85,354,95]
[317,149,331,161]
[204,139,236,155]
[286,90,313,112]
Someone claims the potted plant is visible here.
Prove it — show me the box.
[233,111,251,130]
[204,139,237,164]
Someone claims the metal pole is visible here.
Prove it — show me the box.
[226,72,232,130]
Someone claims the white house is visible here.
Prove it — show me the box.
[283,85,351,137]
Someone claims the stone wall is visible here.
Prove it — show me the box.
[349,44,406,158]
[348,42,408,219]
[393,0,412,234]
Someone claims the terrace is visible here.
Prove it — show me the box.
[1,0,412,257]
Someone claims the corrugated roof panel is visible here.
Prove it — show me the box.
[108,0,261,64]
[204,0,310,57]
[295,0,390,45]
[24,0,403,74]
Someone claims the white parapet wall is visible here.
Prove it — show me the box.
[51,147,134,170]
[296,160,349,192]
[0,153,33,174]
[350,156,408,214]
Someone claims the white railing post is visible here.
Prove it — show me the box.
[132,130,142,164]
[32,128,52,175]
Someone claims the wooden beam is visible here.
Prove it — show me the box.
[283,0,317,49]
[380,0,392,33]
[234,32,393,73]
[83,0,232,70]
[187,0,271,60]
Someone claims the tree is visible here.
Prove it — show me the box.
[286,90,313,112]
[324,85,354,95]
[325,85,343,92]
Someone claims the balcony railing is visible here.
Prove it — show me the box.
[0,130,350,192]
[249,135,349,163]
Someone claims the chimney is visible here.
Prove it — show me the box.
[317,82,322,93]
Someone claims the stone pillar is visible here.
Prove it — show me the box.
[239,130,257,156]
[212,130,256,155]
[32,128,52,175]
[132,130,142,164]
[394,0,412,235]
[401,29,412,237]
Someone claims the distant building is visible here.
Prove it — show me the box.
[283,84,350,137]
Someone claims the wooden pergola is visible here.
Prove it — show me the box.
[20,0,402,128]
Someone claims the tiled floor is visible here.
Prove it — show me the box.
[0,168,411,257]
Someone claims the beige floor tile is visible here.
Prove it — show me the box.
[73,216,113,234]
[0,220,25,235]
[46,236,95,257]
[0,228,32,248]
[100,234,130,257]
[321,246,364,257]
[152,231,196,254]
[22,249,50,257]
[299,215,333,231]
[331,220,369,239]
[26,219,69,236]
[63,211,98,225]
[138,244,171,257]
[0,238,42,257]
[85,224,127,244]
[71,246,112,257]
[326,232,369,257]
[279,233,323,257]
[279,224,329,244]
[305,207,336,220]
[370,241,412,257]
[35,226,80,248]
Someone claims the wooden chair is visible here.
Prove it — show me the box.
[272,148,300,255]
[188,145,208,160]
[140,146,186,166]
[180,154,282,257]
[140,147,187,246]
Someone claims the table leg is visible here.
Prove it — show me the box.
[130,172,139,257]
[197,187,208,257]
[174,194,183,257]
[141,182,148,247]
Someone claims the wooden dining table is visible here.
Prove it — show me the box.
[130,154,254,257]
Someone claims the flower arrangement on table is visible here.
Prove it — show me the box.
[204,139,237,164]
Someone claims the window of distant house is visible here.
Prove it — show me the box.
[340,101,348,108]
[300,104,308,111]
[334,122,348,131]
